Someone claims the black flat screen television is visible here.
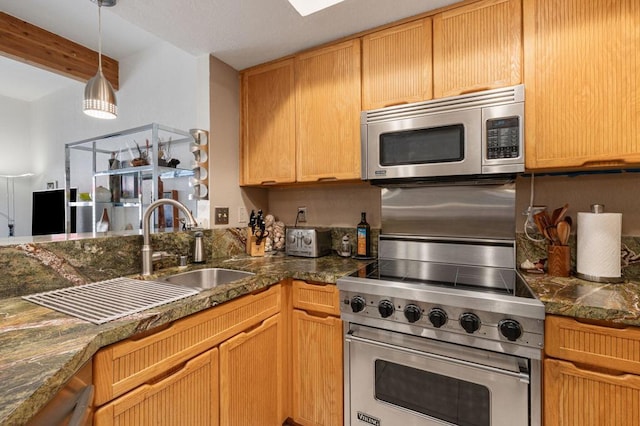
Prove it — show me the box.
[32,189,76,235]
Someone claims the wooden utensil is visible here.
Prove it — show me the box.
[557,220,570,245]
[547,225,561,245]
[552,203,569,225]
[532,211,550,241]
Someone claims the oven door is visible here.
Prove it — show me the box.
[345,324,530,426]
[363,108,482,180]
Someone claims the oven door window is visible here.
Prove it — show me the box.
[379,124,464,166]
[375,359,489,426]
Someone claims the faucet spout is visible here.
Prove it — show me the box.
[142,199,198,275]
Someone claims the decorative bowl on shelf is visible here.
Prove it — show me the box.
[131,158,149,167]
[95,186,111,203]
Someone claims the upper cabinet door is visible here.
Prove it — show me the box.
[433,0,522,98]
[524,0,640,170]
[362,18,433,110]
[295,40,362,182]
[240,59,296,185]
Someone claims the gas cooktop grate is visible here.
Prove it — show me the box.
[23,277,199,325]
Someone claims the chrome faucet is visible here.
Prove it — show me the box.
[142,199,198,275]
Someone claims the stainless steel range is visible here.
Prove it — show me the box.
[337,179,544,426]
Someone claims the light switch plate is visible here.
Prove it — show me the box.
[238,206,248,223]
[215,207,229,225]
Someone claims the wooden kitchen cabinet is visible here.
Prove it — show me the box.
[291,281,343,426]
[295,40,361,183]
[433,0,522,98]
[544,315,640,425]
[292,279,341,316]
[94,349,219,426]
[93,284,280,407]
[219,314,285,426]
[362,18,433,110]
[240,59,296,185]
[523,0,640,170]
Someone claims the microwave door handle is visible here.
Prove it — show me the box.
[345,333,529,383]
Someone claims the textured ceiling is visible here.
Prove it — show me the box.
[0,0,460,101]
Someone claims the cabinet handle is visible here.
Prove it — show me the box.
[553,359,639,380]
[260,180,278,185]
[573,316,630,330]
[383,101,409,108]
[317,177,337,182]
[581,158,632,167]
[459,86,491,95]
[127,321,174,341]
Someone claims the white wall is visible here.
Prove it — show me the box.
[30,42,202,189]
[209,56,268,228]
[0,95,34,236]
[1,41,209,236]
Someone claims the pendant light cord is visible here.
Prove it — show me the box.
[97,2,103,72]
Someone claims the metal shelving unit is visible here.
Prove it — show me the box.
[64,123,201,233]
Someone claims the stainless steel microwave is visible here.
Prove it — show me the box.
[360,85,525,181]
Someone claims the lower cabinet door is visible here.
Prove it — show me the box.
[292,309,343,426]
[94,349,219,426]
[544,358,640,426]
[219,314,283,426]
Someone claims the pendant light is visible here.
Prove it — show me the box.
[83,0,117,119]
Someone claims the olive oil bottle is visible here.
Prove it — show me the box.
[356,212,371,257]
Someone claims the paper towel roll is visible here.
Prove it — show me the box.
[577,211,622,280]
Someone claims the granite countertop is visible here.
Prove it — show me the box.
[0,253,368,425]
[2,253,640,425]
[524,271,640,325]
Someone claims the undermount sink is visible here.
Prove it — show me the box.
[160,268,255,291]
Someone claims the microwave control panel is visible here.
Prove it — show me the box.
[486,117,520,159]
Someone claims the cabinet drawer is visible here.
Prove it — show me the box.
[545,315,640,375]
[292,280,340,316]
[95,349,219,426]
[94,284,280,405]
[544,358,640,426]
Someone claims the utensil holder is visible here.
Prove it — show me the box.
[548,245,571,277]
[246,228,265,257]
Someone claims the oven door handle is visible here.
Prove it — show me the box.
[345,332,530,384]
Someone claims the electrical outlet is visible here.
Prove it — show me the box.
[214,207,229,225]
[522,206,546,224]
[297,206,307,223]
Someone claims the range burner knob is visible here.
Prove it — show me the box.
[404,304,422,323]
[460,313,481,334]
[378,300,394,318]
[428,308,448,328]
[350,296,366,313]
[499,319,523,342]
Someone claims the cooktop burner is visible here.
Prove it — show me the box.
[349,259,536,299]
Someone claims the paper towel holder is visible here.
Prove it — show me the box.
[575,204,625,283]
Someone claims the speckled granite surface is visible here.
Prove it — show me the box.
[2,230,640,424]
[0,252,370,425]
[516,233,640,324]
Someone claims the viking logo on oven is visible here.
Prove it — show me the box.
[357,411,381,426]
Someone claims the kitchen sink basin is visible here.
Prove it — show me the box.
[160,268,255,291]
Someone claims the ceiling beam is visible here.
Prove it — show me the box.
[0,12,119,90]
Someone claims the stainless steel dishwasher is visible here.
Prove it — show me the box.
[27,359,94,426]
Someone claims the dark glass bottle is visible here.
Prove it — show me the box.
[356,212,371,257]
